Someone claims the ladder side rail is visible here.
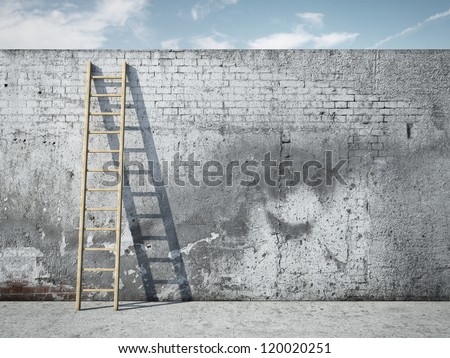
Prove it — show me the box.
[113,61,127,311]
[75,61,92,310]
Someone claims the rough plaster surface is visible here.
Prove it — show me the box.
[1,302,449,337]
[0,50,449,301]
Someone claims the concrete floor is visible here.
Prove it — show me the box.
[0,301,449,338]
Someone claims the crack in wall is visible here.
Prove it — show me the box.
[273,232,283,299]
[278,130,291,201]
[324,246,347,272]
[272,130,292,297]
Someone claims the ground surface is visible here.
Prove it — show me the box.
[0,301,449,338]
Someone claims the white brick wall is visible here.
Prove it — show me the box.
[0,50,449,301]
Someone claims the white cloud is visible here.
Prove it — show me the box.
[191,35,233,49]
[248,26,313,49]
[191,4,208,21]
[248,26,358,49]
[248,13,358,49]
[161,38,180,49]
[0,0,148,49]
[314,32,358,48]
[297,12,324,27]
[191,0,239,21]
[372,8,450,48]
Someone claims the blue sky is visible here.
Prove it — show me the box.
[1,0,450,49]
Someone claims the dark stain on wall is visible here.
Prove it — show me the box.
[266,210,311,241]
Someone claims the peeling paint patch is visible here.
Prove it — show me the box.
[170,232,220,259]
[168,250,180,260]
[86,234,94,247]
[0,247,47,283]
[137,265,147,275]
[120,222,134,256]
[59,233,66,256]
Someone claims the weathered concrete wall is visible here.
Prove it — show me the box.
[0,50,449,301]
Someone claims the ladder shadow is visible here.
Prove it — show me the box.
[91,64,192,302]
[81,301,186,312]
[119,300,187,311]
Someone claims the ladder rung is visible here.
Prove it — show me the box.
[82,288,114,292]
[86,207,117,211]
[89,130,121,135]
[83,268,114,272]
[84,247,115,251]
[86,187,118,192]
[88,149,120,153]
[85,227,117,231]
[87,168,119,172]
[92,76,122,79]
[91,93,122,97]
[90,112,121,116]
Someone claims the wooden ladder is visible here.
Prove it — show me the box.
[76,61,127,311]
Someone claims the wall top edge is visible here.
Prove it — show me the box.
[1,49,450,53]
